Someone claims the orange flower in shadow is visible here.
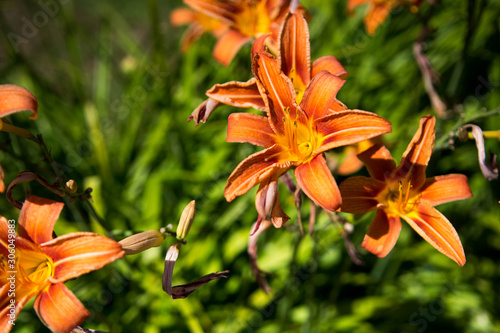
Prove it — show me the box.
[189,10,347,125]
[0,196,124,333]
[174,0,295,66]
[347,0,423,35]
[224,50,391,226]
[0,84,38,192]
[339,116,472,265]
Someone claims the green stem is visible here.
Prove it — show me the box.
[435,108,500,150]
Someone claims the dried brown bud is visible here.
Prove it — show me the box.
[177,200,196,240]
[119,230,165,255]
[457,127,469,142]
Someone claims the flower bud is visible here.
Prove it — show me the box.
[177,200,196,240]
[457,127,468,142]
[65,179,78,194]
[255,180,277,218]
[119,230,165,255]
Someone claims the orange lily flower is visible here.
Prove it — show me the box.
[334,138,381,176]
[339,116,472,265]
[224,49,391,226]
[0,84,38,192]
[0,196,124,333]
[189,10,348,125]
[347,0,423,35]
[170,7,227,53]
[177,0,294,66]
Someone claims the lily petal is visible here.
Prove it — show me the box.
[251,34,269,60]
[0,285,36,333]
[347,0,370,14]
[300,71,345,120]
[402,202,466,266]
[420,174,472,206]
[339,176,386,214]
[255,179,278,218]
[225,145,293,201]
[18,196,64,245]
[395,115,435,189]
[266,0,290,18]
[227,113,276,147]
[278,11,311,87]
[0,84,38,119]
[170,8,196,26]
[180,22,206,52]
[270,191,290,228]
[312,55,348,79]
[365,3,392,35]
[0,217,9,258]
[357,144,396,181]
[314,110,391,155]
[295,154,341,212]
[184,0,237,24]
[34,283,90,333]
[214,29,251,66]
[0,166,4,193]
[253,52,304,135]
[362,210,402,258]
[207,78,266,111]
[188,98,221,126]
[335,146,364,175]
[41,232,124,281]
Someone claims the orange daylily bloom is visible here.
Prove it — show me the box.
[176,0,295,66]
[0,84,38,192]
[339,116,472,265]
[189,10,348,125]
[0,196,124,333]
[170,7,227,53]
[334,138,381,176]
[347,0,423,35]
[225,50,391,226]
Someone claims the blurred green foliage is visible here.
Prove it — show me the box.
[1,0,500,332]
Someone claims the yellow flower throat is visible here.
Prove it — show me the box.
[235,1,271,37]
[276,107,319,162]
[16,248,54,293]
[379,178,421,215]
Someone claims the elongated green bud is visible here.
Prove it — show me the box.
[176,200,196,240]
[119,230,165,255]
